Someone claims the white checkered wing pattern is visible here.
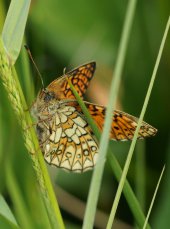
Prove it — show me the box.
[37,105,98,173]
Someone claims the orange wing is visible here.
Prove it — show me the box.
[74,102,157,141]
[47,62,96,100]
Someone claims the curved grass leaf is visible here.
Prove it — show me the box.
[0,194,18,226]
[0,214,20,229]
[2,0,31,64]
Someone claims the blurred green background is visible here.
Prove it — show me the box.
[0,0,170,228]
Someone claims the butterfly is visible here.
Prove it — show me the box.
[31,62,157,173]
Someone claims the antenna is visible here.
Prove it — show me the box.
[24,45,45,89]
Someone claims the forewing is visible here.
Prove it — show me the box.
[47,62,96,99]
[38,105,98,172]
[76,102,157,141]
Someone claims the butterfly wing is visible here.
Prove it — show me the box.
[47,62,96,100]
[36,100,157,173]
[74,102,157,141]
[38,104,98,172]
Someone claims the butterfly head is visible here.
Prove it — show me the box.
[40,88,55,102]
[31,88,57,117]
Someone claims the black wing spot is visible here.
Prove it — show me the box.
[114,126,119,130]
[49,126,52,134]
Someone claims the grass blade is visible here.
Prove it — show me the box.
[17,37,35,104]
[67,76,150,229]
[5,164,34,229]
[68,70,151,229]
[11,67,65,229]
[0,2,65,225]
[0,194,18,226]
[135,141,146,212]
[0,214,20,229]
[106,15,170,229]
[82,0,137,228]
[2,0,31,64]
[108,151,151,229]
[142,166,165,229]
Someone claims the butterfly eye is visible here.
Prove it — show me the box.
[44,91,55,102]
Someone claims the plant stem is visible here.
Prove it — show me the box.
[0,39,65,229]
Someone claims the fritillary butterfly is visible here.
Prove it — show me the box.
[31,62,157,172]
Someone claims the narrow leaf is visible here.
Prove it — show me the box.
[2,0,31,64]
[143,166,165,229]
[106,15,170,229]
[0,194,18,226]
[83,0,138,228]
[0,214,20,229]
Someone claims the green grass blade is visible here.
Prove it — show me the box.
[107,152,151,229]
[152,137,170,228]
[0,2,65,227]
[142,166,165,229]
[0,103,3,162]
[17,37,35,104]
[0,0,6,32]
[68,73,151,229]
[2,0,31,64]
[82,0,137,228]
[11,66,65,229]
[67,78,150,229]
[106,15,170,229]
[98,0,137,163]
[0,194,18,226]
[135,141,146,212]
[0,214,20,229]
[5,164,34,229]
